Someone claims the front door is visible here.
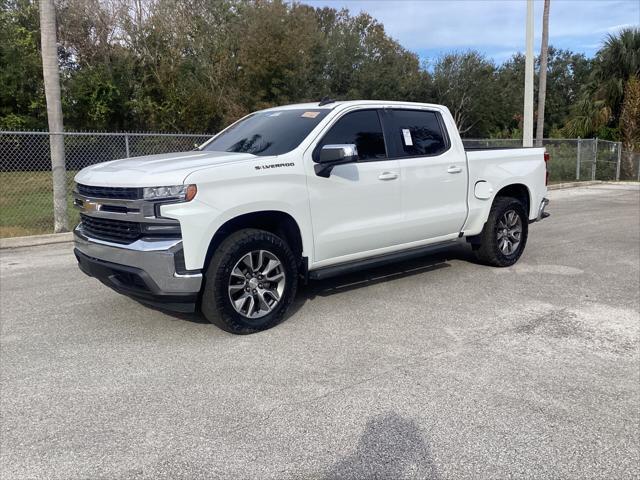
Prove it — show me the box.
[305,109,404,265]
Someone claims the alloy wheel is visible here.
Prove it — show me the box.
[496,210,522,255]
[228,250,286,318]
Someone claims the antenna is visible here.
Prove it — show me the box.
[318,97,336,106]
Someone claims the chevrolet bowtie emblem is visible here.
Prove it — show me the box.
[83,200,101,213]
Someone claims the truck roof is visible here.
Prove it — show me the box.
[259,100,445,112]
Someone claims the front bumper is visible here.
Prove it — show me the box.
[74,226,202,312]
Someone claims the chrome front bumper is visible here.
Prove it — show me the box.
[74,226,202,311]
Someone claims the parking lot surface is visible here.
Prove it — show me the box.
[1,184,639,479]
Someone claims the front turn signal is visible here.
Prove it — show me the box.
[185,184,197,202]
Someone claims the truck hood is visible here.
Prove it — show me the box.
[74,150,257,187]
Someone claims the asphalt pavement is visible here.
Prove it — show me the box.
[1,184,639,479]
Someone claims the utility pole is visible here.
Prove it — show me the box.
[523,0,535,148]
[536,0,550,147]
[40,0,68,232]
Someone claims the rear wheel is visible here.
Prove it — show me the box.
[474,196,528,267]
[201,228,298,334]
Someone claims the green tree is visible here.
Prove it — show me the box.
[431,51,499,137]
[563,27,640,139]
[541,48,592,135]
[0,0,46,129]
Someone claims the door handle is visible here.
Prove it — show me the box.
[378,171,399,181]
[447,166,463,174]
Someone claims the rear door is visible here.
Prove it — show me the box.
[384,108,468,242]
[305,108,403,265]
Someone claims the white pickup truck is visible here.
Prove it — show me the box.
[74,100,549,333]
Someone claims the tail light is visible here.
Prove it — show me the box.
[544,151,550,185]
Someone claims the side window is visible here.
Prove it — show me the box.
[389,110,448,157]
[319,110,386,160]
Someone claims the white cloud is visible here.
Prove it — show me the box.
[303,0,640,59]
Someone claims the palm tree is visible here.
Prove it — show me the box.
[39,0,68,232]
[563,28,640,140]
[535,0,550,146]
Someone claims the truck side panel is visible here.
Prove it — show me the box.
[463,148,547,236]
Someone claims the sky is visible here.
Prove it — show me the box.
[303,0,640,65]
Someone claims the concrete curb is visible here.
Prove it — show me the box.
[547,181,603,190]
[0,232,74,250]
[548,181,640,190]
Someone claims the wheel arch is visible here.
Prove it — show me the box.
[493,183,531,218]
[203,210,305,273]
[465,182,532,240]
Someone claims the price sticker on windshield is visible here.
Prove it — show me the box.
[402,128,413,146]
[301,111,320,118]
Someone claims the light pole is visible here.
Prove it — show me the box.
[523,0,535,147]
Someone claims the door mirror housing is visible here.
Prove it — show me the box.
[314,144,358,177]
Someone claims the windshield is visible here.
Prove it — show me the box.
[202,109,330,156]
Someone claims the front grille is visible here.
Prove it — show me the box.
[77,184,142,200]
[80,214,141,243]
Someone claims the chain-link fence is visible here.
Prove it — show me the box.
[0,131,211,238]
[1,131,639,238]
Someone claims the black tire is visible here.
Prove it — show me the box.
[201,228,298,334]
[474,196,529,267]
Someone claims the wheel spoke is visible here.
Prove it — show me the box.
[234,294,250,312]
[266,271,284,282]
[257,250,265,272]
[262,259,281,276]
[241,253,254,271]
[231,267,246,280]
[246,295,255,316]
[256,290,271,312]
[263,288,280,302]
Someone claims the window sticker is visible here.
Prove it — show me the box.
[402,128,413,146]
[301,111,320,119]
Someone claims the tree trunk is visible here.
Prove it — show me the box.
[620,76,640,179]
[39,0,68,233]
[536,0,551,147]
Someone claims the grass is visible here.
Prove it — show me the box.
[0,171,79,237]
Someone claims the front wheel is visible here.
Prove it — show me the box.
[474,196,529,267]
[201,228,298,334]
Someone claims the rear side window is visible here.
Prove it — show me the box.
[389,110,448,157]
[318,110,386,160]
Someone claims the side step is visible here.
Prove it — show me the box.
[308,240,458,281]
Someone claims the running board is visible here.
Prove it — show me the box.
[308,240,458,281]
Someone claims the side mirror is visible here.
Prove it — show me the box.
[314,144,358,177]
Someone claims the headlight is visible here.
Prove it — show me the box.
[143,184,197,202]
